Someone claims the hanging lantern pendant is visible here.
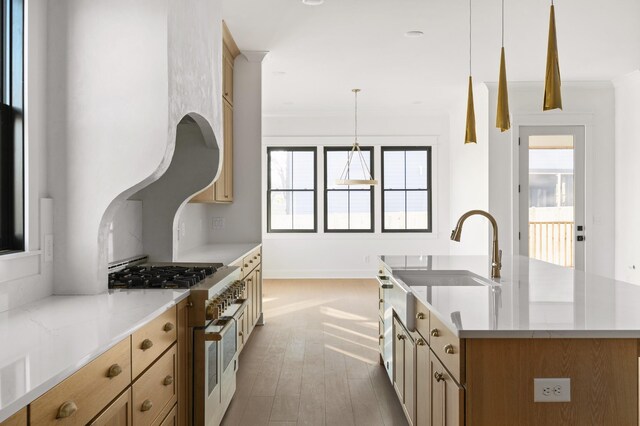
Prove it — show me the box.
[544,3,562,111]
[336,89,378,186]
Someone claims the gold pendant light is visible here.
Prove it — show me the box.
[496,0,511,132]
[543,0,562,110]
[465,0,477,144]
[336,89,378,186]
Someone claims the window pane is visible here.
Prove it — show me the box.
[383,151,405,189]
[270,191,293,229]
[293,151,315,189]
[293,191,315,229]
[327,191,349,229]
[350,191,372,230]
[384,192,406,230]
[270,151,292,190]
[407,191,429,229]
[326,151,348,190]
[529,174,557,208]
[406,150,428,189]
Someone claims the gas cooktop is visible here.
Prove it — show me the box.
[108,263,223,290]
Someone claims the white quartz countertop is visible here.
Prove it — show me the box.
[380,255,640,338]
[0,289,189,422]
[177,242,261,265]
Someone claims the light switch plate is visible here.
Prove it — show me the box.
[534,378,570,402]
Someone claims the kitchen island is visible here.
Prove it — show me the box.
[378,255,640,426]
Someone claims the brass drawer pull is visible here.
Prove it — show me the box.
[239,331,244,336]
[107,364,122,378]
[253,256,258,260]
[430,328,440,337]
[379,298,384,304]
[163,375,174,386]
[444,344,455,354]
[57,401,78,419]
[397,334,405,340]
[163,322,174,332]
[416,338,426,346]
[416,312,426,320]
[141,339,154,351]
[379,334,384,340]
[141,399,153,412]
[244,263,249,268]
[434,372,445,382]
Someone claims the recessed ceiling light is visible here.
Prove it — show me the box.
[405,30,424,38]
[302,0,324,5]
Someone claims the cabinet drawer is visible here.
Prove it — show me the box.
[1,407,26,426]
[89,388,132,426]
[414,298,430,342]
[132,344,178,426]
[30,338,131,425]
[242,250,261,273]
[429,314,464,384]
[158,404,177,426]
[132,307,177,378]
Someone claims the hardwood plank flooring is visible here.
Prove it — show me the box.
[221,279,407,426]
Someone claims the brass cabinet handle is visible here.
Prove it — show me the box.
[141,399,153,412]
[253,256,258,260]
[249,259,253,263]
[141,339,154,351]
[416,312,426,320]
[444,344,455,355]
[107,364,122,378]
[430,328,440,337]
[379,334,384,340]
[163,375,174,386]
[57,401,78,419]
[239,331,244,336]
[378,269,383,274]
[244,264,249,268]
[416,338,426,346]
[434,372,445,382]
[397,334,405,340]
[163,322,174,332]
[379,298,384,304]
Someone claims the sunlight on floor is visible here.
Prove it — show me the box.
[266,297,339,318]
[320,306,368,321]
[323,331,378,352]
[323,322,378,342]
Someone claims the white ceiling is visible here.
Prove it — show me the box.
[222,0,640,115]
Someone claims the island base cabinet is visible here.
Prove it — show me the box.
[393,317,416,426]
[0,408,26,426]
[431,354,464,426]
[415,338,430,426]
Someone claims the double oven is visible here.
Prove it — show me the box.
[190,266,247,426]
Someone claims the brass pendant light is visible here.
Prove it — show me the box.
[465,0,477,144]
[336,89,378,186]
[496,0,511,132]
[543,0,562,110]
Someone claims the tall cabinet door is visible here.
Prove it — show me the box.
[431,353,464,426]
[393,318,405,400]
[404,335,416,426]
[415,338,430,426]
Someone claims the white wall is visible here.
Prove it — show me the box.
[614,71,640,285]
[261,114,452,278]
[486,82,616,278]
[46,0,223,294]
[176,52,266,254]
[0,0,53,313]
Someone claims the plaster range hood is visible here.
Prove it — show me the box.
[48,0,225,295]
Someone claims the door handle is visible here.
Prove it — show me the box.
[577,235,585,242]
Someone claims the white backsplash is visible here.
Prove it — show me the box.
[107,200,144,263]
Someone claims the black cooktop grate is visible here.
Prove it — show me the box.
[108,264,218,289]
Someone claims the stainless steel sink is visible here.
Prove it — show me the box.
[394,270,491,288]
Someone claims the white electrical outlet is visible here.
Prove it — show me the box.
[212,217,225,230]
[44,234,54,262]
[534,378,570,402]
[180,222,186,238]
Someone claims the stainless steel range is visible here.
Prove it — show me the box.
[108,256,245,425]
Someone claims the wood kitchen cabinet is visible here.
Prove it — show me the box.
[0,408,26,426]
[89,389,132,426]
[430,352,464,426]
[393,317,416,426]
[190,22,240,205]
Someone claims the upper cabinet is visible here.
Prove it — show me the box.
[191,22,240,204]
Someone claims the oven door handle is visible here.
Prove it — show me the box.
[203,319,234,341]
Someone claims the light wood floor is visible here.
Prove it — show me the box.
[221,279,408,426]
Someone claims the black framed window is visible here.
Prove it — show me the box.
[324,147,374,232]
[267,147,317,232]
[0,0,24,254]
[381,147,432,232]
